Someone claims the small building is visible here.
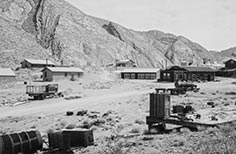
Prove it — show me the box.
[41,67,83,81]
[115,59,136,67]
[21,59,55,68]
[121,68,160,80]
[159,66,216,82]
[224,58,236,69]
[0,68,16,84]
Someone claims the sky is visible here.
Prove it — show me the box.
[66,0,236,51]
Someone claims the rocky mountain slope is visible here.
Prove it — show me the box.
[0,0,215,69]
[210,47,236,62]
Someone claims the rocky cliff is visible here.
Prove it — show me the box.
[0,0,215,69]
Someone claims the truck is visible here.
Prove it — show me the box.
[26,84,59,100]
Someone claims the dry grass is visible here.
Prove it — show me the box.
[193,124,236,154]
[99,138,132,154]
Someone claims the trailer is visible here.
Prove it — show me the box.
[26,84,58,100]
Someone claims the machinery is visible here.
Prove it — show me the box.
[26,84,59,100]
[175,82,199,92]
[146,91,216,132]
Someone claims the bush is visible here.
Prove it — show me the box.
[192,125,236,154]
[99,138,132,154]
[65,123,76,129]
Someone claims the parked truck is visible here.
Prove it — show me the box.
[26,84,59,100]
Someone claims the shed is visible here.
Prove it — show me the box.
[0,68,16,84]
[42,67,84,81]
[224,58,236,69]
[115,59,136,67]
[21,59,55,68]
[159,66,216,82]
[121,68,160,80]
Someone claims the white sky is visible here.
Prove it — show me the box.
[66,0,236,51]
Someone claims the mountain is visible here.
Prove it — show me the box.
[209,47,236,62]
[0,0,214,69]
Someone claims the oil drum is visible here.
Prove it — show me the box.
[0,130,42,154]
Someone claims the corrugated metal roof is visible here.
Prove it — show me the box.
[183,66,216,72]
[43,67,83,73]
[24,59,55,65]
[121,68,160,73]
[0,68,16,76]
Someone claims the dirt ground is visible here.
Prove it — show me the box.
[0,70,236,154]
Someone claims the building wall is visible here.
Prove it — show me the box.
[42,69,53,81]
[225,60,236,69]
[160,70,215,82]
[121,72,159,80]
[52,72,83,81]
[0,76,16,84]
[43,70,83,81]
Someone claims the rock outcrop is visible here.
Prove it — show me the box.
[0,0,216,69]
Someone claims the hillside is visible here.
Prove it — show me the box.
[0,0,215,69]
[210,47,236,62]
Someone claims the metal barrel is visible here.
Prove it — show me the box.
[0,130,42,154]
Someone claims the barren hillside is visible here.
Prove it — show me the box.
[0,0,216,69]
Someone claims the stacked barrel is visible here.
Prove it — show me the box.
[0,130,42,154]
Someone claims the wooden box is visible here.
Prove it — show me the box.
[48,128,94,150]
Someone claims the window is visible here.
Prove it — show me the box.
[124,73,130,79]
[44,72,47,78]
[167,73,170,80]
[130,73,136,79]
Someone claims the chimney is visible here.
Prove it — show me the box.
[46,58,48,65]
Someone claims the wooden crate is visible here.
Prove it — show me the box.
[150,93,170,119]
[48,128,94,151]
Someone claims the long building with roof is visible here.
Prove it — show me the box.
[21,59,55,68]
[41,67,83,81]
[159,66,216,82]
[120,68,160,80]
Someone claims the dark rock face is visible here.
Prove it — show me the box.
[0,0,216,68]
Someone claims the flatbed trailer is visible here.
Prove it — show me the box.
[146,116,216,131]
[26,84,58,100]
[146,116,236,131]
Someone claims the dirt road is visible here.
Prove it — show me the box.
[0,89,152,118]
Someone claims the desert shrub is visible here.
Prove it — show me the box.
[134,119,145,125]
[171,137,185,147]
[99,138,132,154]
[129,125,143,134]
[65,123,76,129]
[192,125,236,154]
[59,121,68,128]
